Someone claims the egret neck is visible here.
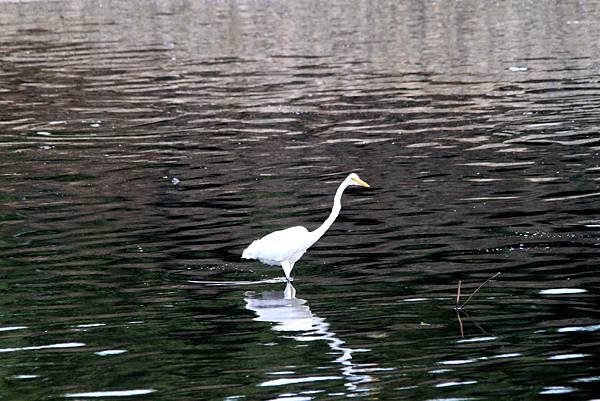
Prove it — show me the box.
[307,179,348,248]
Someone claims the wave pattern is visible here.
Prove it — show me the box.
[1,1,599,400]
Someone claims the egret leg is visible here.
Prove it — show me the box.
[283,281,296,299]
[282,261,293,281]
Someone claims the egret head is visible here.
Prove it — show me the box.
[347,173,370,188]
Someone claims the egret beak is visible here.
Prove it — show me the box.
[351,176,371,188]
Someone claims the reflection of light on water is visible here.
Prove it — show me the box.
[0,342,85,353]
[14,374,39,379]
[189,277,289,286]
[0,326,28,332]
[548,353,590,360]
[439,352,522,366]
[438,358,479,366]
[558,324,600,333]
[425,398,477,401]
[259,376,342,387]
[435,380,477,388]
[539,288,587,295]
[244,282,381,394]
[64,389,156,397]
[456,336,496,343]
[94,349,128,356]
[269,396,312,401]
[492,353,522,359]
[402,298,429,302]
[539,386,576,395]
[428,369,453,374]
[74,323,106,328]
[572,376,600,383]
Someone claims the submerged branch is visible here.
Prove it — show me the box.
[456,309,464,338]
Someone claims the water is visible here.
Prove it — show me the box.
[1,1,599,399]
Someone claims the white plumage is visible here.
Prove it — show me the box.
[242,173,370,281]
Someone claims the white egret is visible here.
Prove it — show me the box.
[242,173,370,281]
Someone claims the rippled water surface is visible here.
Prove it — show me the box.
[2,1,600,400]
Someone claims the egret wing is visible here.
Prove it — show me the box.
[243,226,309,265]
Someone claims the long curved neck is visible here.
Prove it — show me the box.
[308,180,348,247]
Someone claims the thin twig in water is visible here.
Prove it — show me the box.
[456,280,462,307]
[458,272,501,309]
[456,310,464,338]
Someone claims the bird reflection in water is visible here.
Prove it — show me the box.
[244,282,377,394]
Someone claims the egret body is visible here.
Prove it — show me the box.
[242,173,370,280]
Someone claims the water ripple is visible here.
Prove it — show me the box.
[1,1,600,400]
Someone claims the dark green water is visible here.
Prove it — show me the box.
[1,1,600,400]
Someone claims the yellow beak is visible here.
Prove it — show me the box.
[351,176,371,188]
